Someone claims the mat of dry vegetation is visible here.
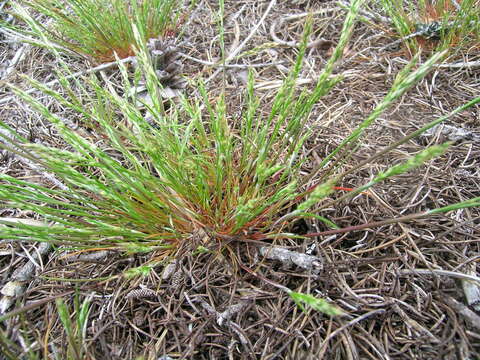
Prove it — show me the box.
[1,0,479,359]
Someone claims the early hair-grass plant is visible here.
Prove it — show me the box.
[0,0,479,260]
[0,5,356,252]
[379,0,480,55]
[0,292,92,359]
[4,0,180,63]
[0,0,479,317]
[55,293,91,360]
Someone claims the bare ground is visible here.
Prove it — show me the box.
[1,0,480,359]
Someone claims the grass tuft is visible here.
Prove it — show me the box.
[0,0,478,260]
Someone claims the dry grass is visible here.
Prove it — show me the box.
[1,0,479,359]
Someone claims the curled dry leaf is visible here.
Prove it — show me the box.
[259,246,323,273]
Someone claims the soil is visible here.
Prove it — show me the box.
[0,0,479,359]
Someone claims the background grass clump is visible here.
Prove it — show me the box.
[5,0,181,63]
[379,0,480,55]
